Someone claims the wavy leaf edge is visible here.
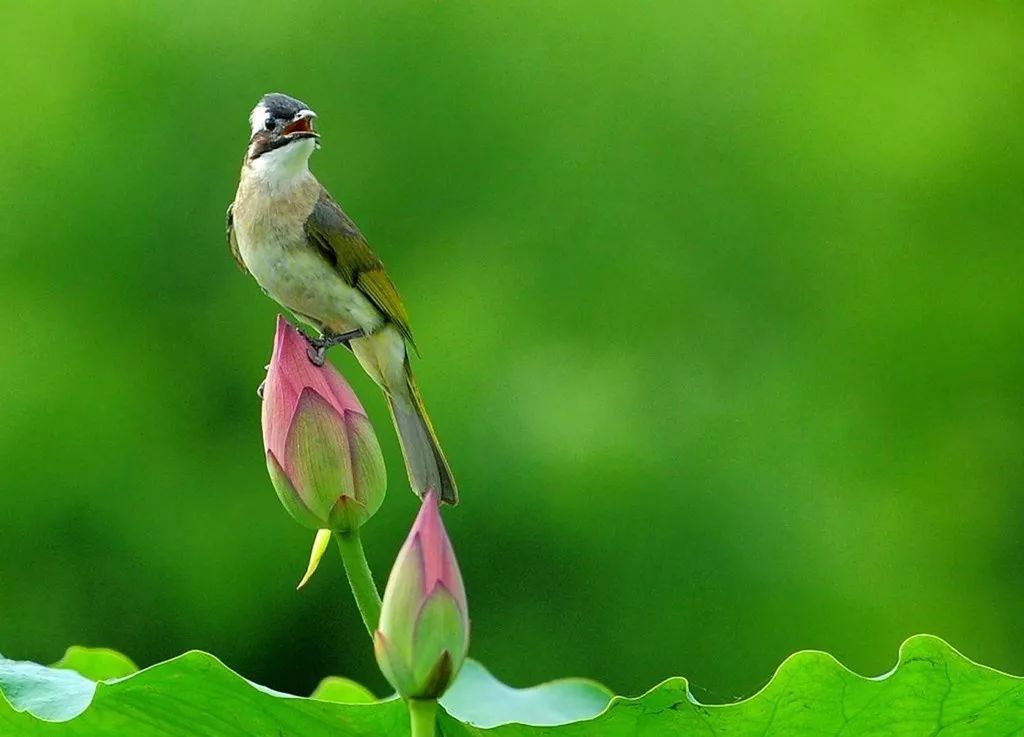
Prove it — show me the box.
[1,635,1019,730]
[595,634,1021,720]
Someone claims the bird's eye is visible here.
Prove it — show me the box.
[264,117,274,131]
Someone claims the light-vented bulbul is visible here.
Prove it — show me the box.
[228,93,457,504]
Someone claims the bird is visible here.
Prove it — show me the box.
[227,92,457,505]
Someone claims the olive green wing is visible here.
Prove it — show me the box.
[304,191,417,350]
[226,203,248,273]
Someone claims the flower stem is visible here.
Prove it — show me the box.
[333,529,382,637]
[408,699,438,737]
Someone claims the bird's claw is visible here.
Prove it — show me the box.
[304,328,366,365]
[307,343,326,366]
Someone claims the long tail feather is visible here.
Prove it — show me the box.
[387,362,458,504]
[351,326,458,504]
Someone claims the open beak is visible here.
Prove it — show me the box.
[282,109,318,137]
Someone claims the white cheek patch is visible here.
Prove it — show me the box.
[249,102,271,137]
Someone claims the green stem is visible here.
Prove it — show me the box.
[334,529,382,637]
[408,699,438,737]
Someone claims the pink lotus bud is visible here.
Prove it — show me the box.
[374,490,469,700]
[262,316,387,537]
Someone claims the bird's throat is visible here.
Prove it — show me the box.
[246,138,316,193]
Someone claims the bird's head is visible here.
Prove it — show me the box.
[246,93,320,167]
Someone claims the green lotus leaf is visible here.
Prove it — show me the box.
[310,676,377,705]
[0,636,1020,736]
[51,647,139,681]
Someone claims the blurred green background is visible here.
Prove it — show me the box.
[1,0,1022,702]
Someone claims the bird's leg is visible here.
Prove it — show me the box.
[305,328,367,366]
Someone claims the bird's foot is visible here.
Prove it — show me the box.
[305,328,366,366]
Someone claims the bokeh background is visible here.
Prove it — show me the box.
[1,0,1022,701]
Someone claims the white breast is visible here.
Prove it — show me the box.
[233,152,383,335]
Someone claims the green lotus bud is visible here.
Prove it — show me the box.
[375,490,469,700]
[261,316,387,585]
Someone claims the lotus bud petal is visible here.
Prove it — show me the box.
[375,490,469,699]
[297,529,333,589]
